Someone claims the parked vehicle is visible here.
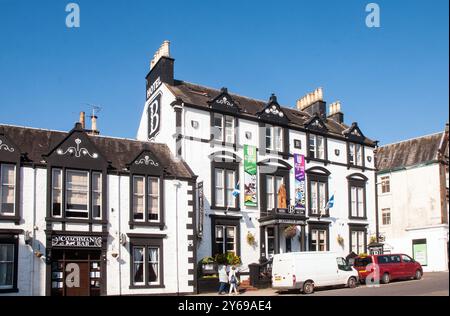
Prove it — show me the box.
[353,254,423,284]
[272,252,359,294]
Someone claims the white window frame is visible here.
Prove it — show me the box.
[382,208,391,225]
[381,176,391,194]
[213,113,235,143]
[214,168,236,208]
[0,243,14,289]
[310,180,326,215]
[349,143,363,166]
[351,230,365,254]
[147,246,160,285]
[309,134,324,159]
[266,175,284,211]
[65,169,89,219]
[215,225,236,255]
[132,246,145,286]
[351,186,365,218]
[266,125,283,152]
[91,172,102,220]
[132,176,160,223]
[0,164,16,216]
[311,229,327,252]
[147,177,160,222]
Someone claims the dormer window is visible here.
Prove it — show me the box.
[132,176,160,222]
[0,164,15,215]
[213,113,235,143]
[265,125,283,152]
[308,134,325,159]
[349,143,363,166]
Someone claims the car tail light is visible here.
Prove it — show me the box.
[293,275,296,286]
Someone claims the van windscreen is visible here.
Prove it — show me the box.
[354,257,372,267]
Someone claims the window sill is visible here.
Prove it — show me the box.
[210,206,241,212]
[306,157,330,165]
[0,215,20,224]
[0,288,19,294]
[308,214,330,218]
[129,221,165,230]
[348,217,368,221]
[129,284,165,290]
[45,217,106,225]
[210,140,237,148]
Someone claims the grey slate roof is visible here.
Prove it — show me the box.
[0,124,195,179]
[375,132,446,172]
[166,80,376,146]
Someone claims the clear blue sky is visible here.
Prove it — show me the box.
[0,0,448,145]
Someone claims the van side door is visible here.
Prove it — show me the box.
[336,257,352,285]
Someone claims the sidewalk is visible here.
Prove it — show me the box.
[191,288,279,296]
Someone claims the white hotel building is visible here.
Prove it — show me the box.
[137,41,378,276]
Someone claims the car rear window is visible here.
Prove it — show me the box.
[354,257,372,267]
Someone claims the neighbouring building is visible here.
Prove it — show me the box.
[376,125,449,272]
[137,41,378,281]
[0,119,197,296]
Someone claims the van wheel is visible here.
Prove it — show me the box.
[381,273,390,284]
[414,270,422,280]
[347,277,357,288]
[303,281,314,294]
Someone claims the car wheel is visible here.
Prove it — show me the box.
[382,273,390,284]
[303,281,314,294]
[347,277,357,288]
[414,270,422,280]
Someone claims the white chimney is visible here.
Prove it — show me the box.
[150,40,171,70]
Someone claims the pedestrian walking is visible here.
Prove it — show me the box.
[218,264,229,295]
[228,266,239,295]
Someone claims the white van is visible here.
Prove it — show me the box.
[272,252,359,294]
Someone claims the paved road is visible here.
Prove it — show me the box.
[195,272,448,296]
[307,272,449,296]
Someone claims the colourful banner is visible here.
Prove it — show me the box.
[294,154,306,209]
[244,145,257,207]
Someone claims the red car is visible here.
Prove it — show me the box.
[353,254,423,284]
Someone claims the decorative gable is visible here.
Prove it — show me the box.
[45,123,108,169]
[0,132,21,162]
[208,87,240,114]
[343,122,365,142]
[258,94,289,125]
[304,114,328,133]
[129,150,163,176]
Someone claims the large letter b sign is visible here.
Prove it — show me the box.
[148,94,162,140]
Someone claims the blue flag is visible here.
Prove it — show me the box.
[232,182,240,198]
[325,194,334,210]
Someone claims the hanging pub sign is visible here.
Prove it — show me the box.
[197,181,204,238]
[51,235,102,248]
[294,154,306,210]
[244,145,257,207]
[148,92,162,140]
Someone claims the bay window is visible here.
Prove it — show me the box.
[212,161,239,210]
[308,134,325,159]
[0,164,15,215]
[132,176,160,222]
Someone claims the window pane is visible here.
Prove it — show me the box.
[317,136,324,159]
[52,169,62,217]
[309,135,316,157]
[1,164,15,214]
[215,169,224,206]
[357,188,364,217]
[148,247,159,283]
[0,244,14,288]
[148,177,159,221]
[213,114,223,141]
[266,126,272,149]
[351,187,357,217]
[274,127,283,151]
[133,177,144,221]
[311,181,318,214]
[92,173,102,219]
[66,171,88,218]
[356,145,362,165]
[318,182,326,212]
[266,176,274,210]
[225,116,234,143]
[133,247,144,284]
[349,144,355,164]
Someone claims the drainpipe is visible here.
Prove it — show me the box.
[30,167,37,296]
[118,175,122,296]
[374,142,380,243]
[173,180,181,295]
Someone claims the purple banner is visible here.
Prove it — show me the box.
[294,154,306,209]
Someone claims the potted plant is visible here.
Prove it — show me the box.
[226,252,242,266]
[246,232,256,246]
[200,256,216,275]
[214,253,228,266]
[284,225,297,239]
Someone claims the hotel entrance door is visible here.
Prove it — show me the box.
[51,249,101,296]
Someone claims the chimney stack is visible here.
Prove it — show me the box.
[79,112,86,129]
[328,101,344,124]
[296,88,326,118]
[90,113,99,135]
[150,40,171,70]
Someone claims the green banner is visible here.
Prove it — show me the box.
[244,145,257,207]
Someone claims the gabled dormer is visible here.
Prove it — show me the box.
[44,123,109,170]
[343,122,365,142]
[208,87,240,114]
[258,94,289,125]
[304,113,328,133]
[128,150,163,176]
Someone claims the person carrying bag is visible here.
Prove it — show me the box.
[228,266,239,295]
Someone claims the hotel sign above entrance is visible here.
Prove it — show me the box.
[51,235,102,248]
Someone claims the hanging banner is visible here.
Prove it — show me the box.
[197,181,204,238]
[244,145,258,207]
[294,154,306,210]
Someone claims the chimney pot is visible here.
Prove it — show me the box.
[79,112,86,129]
